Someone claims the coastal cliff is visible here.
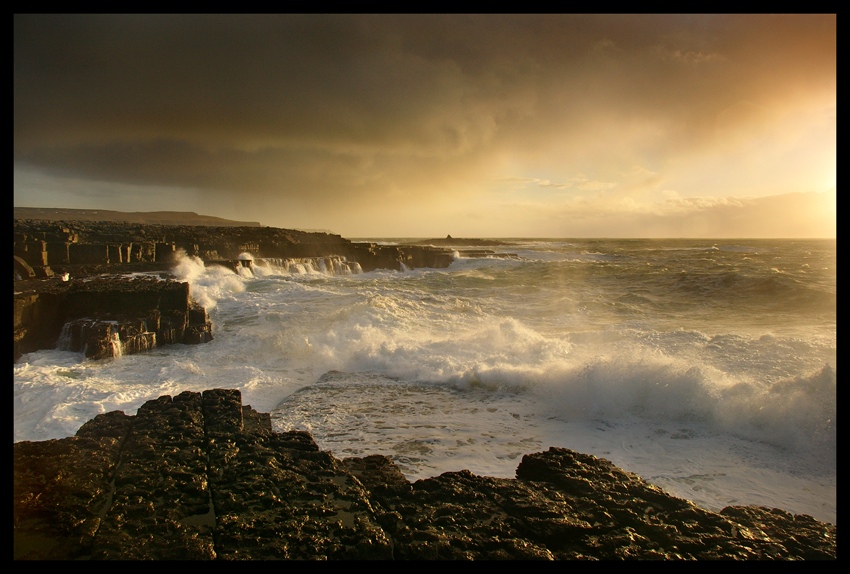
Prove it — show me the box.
[13,213,837,560]
[13,214,455,361]
[13,388,836,560]
[13,210,456,278]
[14,276,213,361]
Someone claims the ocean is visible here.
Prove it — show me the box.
[13,238,837,525]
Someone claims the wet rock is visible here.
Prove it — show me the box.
[14,216,456,278]
[14,276,212,361]
[13,389,837,560]
[13,217,464,361]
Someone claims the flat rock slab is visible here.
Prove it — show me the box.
[13,389,837,560]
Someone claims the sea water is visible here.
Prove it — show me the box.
[13,239,837,524]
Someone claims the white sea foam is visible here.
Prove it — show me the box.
[13,239,836,523]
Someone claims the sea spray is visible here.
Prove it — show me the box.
[14,238,836,523]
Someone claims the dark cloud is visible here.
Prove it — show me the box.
[13,14,835,236]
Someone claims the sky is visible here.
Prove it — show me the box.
[14,14,836,238]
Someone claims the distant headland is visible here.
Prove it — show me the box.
[14,207,261,227]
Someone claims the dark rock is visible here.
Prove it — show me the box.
[13,290,63,359]
[13,389,837,560]
[13,217,467,361]
[14,217,458,277]
[14,276,212,361]
[14,255,36,280]
[82,321,118,361]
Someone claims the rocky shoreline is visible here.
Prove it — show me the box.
[13,214,530,362]
[13,215,457,362]
[13,212,838,559]
[13,388,836,560]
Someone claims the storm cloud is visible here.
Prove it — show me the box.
[14,14,835,237]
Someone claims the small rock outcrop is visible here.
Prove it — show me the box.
[13,389,837,560]
[14,276,212,361]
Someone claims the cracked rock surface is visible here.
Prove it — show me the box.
[13,389,837,560]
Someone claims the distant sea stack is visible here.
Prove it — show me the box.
[14,207,261,227]
[412,235,515,247]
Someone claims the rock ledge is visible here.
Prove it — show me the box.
[13,389,836,560]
